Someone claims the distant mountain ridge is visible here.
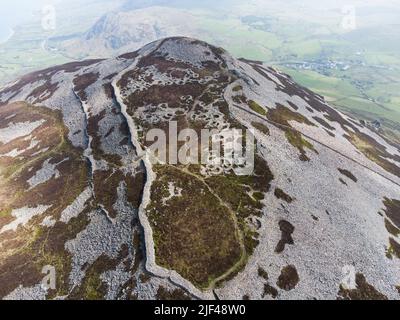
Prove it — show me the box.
[52,7,200,59]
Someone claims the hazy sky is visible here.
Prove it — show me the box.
[1,0,59,24]
[0,0,60,40]
[1,0,399,41]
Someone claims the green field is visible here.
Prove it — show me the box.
[199,9,400,141]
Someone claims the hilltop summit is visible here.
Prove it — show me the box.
[0,37,399,300]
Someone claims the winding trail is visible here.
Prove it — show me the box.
[175,165,247,290]
[110,50,216,300]
[108,48,400,299]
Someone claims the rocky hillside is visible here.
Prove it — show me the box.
[0,37,399,300]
